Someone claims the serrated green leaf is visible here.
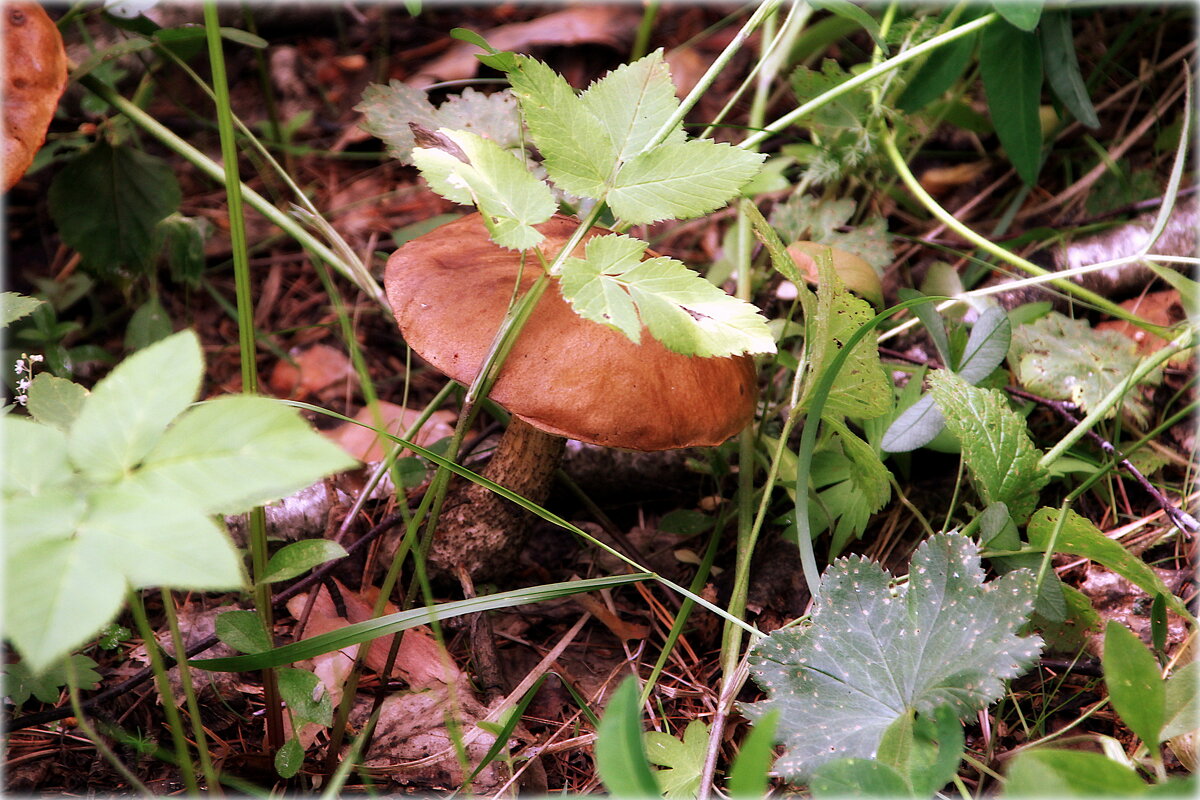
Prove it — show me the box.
[608,140,765,225]
[799,255,890,420]
[48,140,182,275]
[127,395,357,515]
[1039,12,1099,129]
[507,55,615,199]
[1004,749,1149,797]
[79,483,244,590]
[1162,662,1199,741]
[744,533,1043,783]
[27,373,88,432]
[1,654,100,706]
[810,757,910,798]
[68,329,203,483]
[2,416,71,496]
[928,371,1048,522]
[1102,620,1166,747]
[412,128,556,250]
[2,292,44,327]
[980,21,1044,184]
[559,233,775,357]
[581,49,685,164]
[261,540,349,585]
[746,200,812,291]
[645,720,708,799]
[215,609,272,655]
[1026,507,1188,620]
[822,418,892,557]
[1010,312,1161,427]
[278,667,332,727]
[596,677,661,797]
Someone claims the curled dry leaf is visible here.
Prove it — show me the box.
[1095,290,1187,360]
[324,400,456,463]
[268,343,357,400]
[786,240,884,308]
[3,2,68,191]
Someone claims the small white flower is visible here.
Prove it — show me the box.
[14,395,27,406]
[16,378,30,391]
[29,354,43,363]
[14,359,25,374]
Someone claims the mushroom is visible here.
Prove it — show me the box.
[385,213,757,582]
[3,1,68,191]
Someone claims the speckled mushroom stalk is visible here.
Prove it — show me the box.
[386,213,758,583]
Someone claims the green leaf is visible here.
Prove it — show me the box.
[608,140,765,225]
[124,294,173,351]
[992,0,1043,31]
[218,27,268,49]
[581,49,685,164]
[274,736,305,780]
[215,609,272,654]
[1102,620,1166,747]
[980,21,1044,184]
[278,667,332,727]
[877,706,964,797]
[928,371,1049,523]
[897,12,979,112]
[744,533,1042,783]
[799,253,890,420]
[3,490,85,546]
[1039,12,1099,129]
[507,54,615,199]
[1,654,100,706]
[157,213,209,286]
[644,719,708,799]
[728,709,778,798]
[956,306,1011,382]
[261,540,349,585]
[2,416,72,496]
[78,483,244,590]
[128,395,357,515]
[1004,749,1148,797]
[1026,507,1188,619]
[27,373,88,432]
[412,128,556,250]
[810,758,911,798]
[595,677,661,797]
[2,292,44,327]
[48,140,182,275]
[1010,311,1161,427]
[1162,662,1199,741]
[821,418,892,557]
[558,233,776,357]
[809,0,885,50]
[68,329,203,483]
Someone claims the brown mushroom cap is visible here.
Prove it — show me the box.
[4,2,68,191]
[385,213,758,451]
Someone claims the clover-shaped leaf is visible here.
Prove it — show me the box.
[744,533,1042,784]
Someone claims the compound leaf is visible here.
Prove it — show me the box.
[744,533,1042,783]
[928,370,1049,523]
[644,719,708,800]
[559,233,775,357]
[581,49,684,164]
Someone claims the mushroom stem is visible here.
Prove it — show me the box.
[428,416,566,581]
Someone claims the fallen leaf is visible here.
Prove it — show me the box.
[324,400,455,462]
[1095,290,1186,359]
[268,343,357,399]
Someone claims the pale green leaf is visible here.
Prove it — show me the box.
[1162,662,1199,740]
[412,128,556,250]
[1102,620,1166,747]
[581,49,685,165]
[1010,311,1160,427]
[644,720,708,799]
[507,54,615,199]
[262,540,349,585]
[1040,12,1099,129]
[275,736,305,780]
[744,533,1042,783]
[956,305,1011,382]
[928,371,1048,523]
[27,373,88,432]
[68,329,203,483]
[2,416,71,496]
[608,140,765,225]
[4,532,127,674]
[992,0,1043,31]
[2,292,43,327]
[128,395,357,515]
[3,491,85,550]
[882,393,946,454]
[278,667,332,727]
[79,483,244,590]
[810,757,910,798]
[215,610,272,654]
[596,677,661,797]
[1004,749,1149,797]
[799,255,890,420]
[822,418,892,557]
[124,295,173,351]
[558,233,775,357]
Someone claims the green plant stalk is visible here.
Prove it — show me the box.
[73,73,387,310]
[742,12,998,150]
[880,130,1168,334]
[630,0,660,62]
[163,594,221,794]
[128,590,199,793]
[65,657,153,795]
[1039,328,1196,470]
[202,2,283,754]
